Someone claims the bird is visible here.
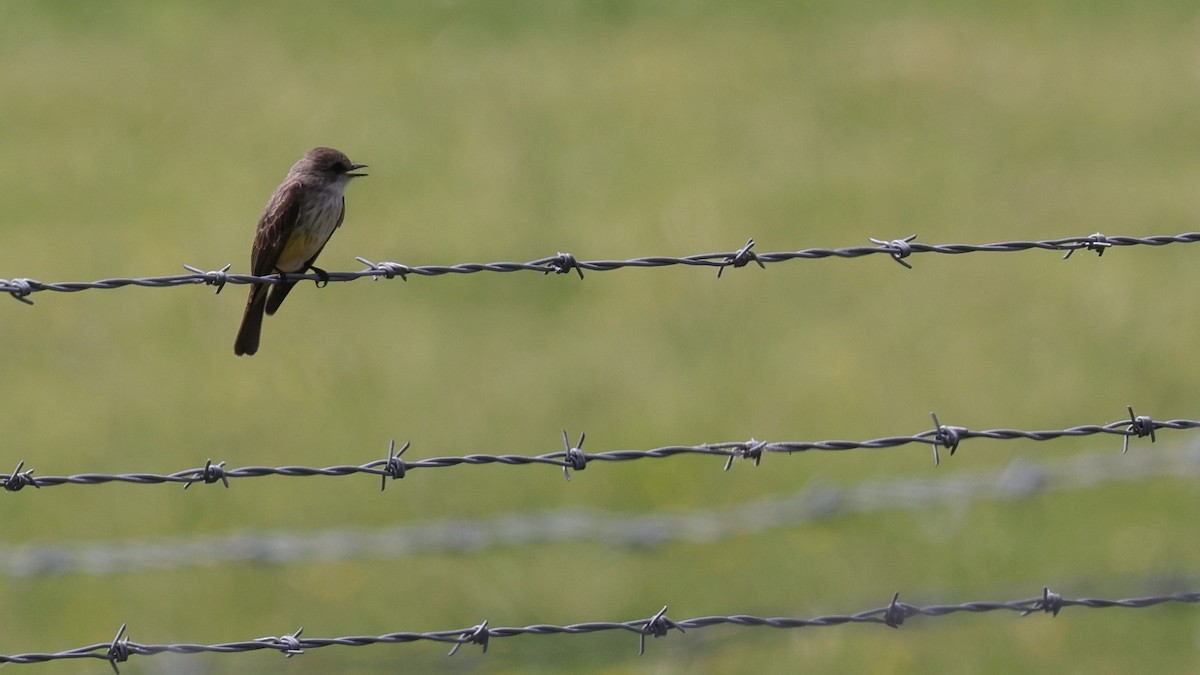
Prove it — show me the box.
[234,147,367,356]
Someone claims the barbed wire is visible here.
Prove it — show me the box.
[2,587,1195,670]
[2,230,1195,304]
[1,408,1185,492]
[6,442,1197,577]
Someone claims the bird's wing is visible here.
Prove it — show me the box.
[251,179,305,276]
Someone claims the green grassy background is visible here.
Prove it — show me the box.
[3,1,1200,672]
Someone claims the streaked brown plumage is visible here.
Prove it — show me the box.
[234,147,367,356]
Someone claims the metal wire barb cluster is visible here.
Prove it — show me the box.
[3,230,1197,303]
[2,408,1187,492]
[2,588,1195,670]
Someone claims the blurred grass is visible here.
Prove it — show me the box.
[3,0,1200,672]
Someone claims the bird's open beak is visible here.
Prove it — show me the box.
[347,163,368,177]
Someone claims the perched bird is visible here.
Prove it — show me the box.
[234,147,367,356]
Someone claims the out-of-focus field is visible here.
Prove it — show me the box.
[2,1,1200,672]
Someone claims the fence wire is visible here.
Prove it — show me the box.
[2,587,1196,670]
[2,230,1195,304]
[0,408,1185,492]
[5,442,1197,578]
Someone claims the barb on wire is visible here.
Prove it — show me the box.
[255,627,306,659]
[868,234,917,269]
[2,588,1196,667]
[107,623,130,674]
[447,620,490,656]
[716,238,764,278]
[181,263,231,294]
[929,412,967,467]
[1123,405,1156,454]
[1062,232,1113,259]
[561,429,587,481]
[5,230,1199,303]
[1,410,1192,492]
[380,439,410,490]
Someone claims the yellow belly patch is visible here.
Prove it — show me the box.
[276,231,322,272]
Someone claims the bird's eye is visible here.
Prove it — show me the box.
[331,161,348,173]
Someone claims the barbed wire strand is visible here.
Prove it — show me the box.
[2,230,1194,304]
[5,442,1197,577]
[0,407,1183,492]
[1,588,1196,670]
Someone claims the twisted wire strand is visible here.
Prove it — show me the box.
[1,409,1186,492]
[5,443,1196,577]
[2,230,1195,303]
[3,588,1196,669]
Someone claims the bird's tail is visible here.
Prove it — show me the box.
[265,279,300,316]
[234,284,268,356]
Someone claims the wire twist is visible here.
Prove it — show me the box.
[6,230,1199,303]
[3,589,1196,669]
[1,409,1186,492]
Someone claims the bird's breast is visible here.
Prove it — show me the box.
[275,189,345,272]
